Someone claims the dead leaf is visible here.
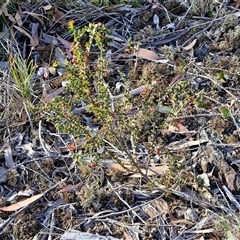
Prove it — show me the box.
[197,173,210,187]
[57,34,73,49]
[0,193,43,211]
[4,144,15,169]
[143,198,193,225]
[155,59,169,63]
[183,39,197,50]
[123,231,134,240]
[169,73,185,86]
[137,48,161,61]
[67,142,77,151]
[175,122,193,140]
[31,22,39,39]
[21,109,28,124]
[42,4,53,11]
[108,163,132,174]
[130,85,148,96]
[36,46,47,51]
[163,122,192,137]
[55,47,67,67]
[43,87,65,102]
[175,122,189,132]
[164,125,178,132]
[131,165,169,177]
[140,85,149,95]
[0,140,9,152]
[3,8,16,23]
[157,105,172,114]
[15,12,22,27]
[232,0,240,8]
[57,183,83,194]
[153,14,160,29]
[16,3,22,13]
[22,12,44,26]
[32,33,39,48]
[115,53,134,59]
[225,173,237,191]
[48,66,57,75]
[108,162,168,178]
[53,6,66,24]
[14,26,38,47]
[37,66,49,78]
[0,167,8,183]
[167,139,208,150]
[142,198,170,218]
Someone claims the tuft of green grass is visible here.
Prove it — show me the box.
[9,54,36,103]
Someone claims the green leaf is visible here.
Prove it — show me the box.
[218,72,225,79]
[219,107,230,118]
[157,105,172,114]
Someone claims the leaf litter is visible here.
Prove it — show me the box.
[0,0,240,239]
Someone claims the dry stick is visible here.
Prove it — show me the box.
[149,10,231,48]
[229,109,240,139]
[175,0,195,30]
[173,113,223,120]
[144,12,226,43]
[179,22,215,48]
[102,138,127,158]
[189,64,238,100]
[0,155,69,181]
[159,4,171,24]
[39,120,52,156]
[204,95,224,106]
[80,195,165,223]
[83,1,129,27]
[198,74,238,100]
[180,0,227,47]
[113,133,151,181]
[216,182,236,212]
[166,187,233,214]
[0,177,67,234]
[222,185,240,211]
[103,136,150,181]
[202,95,240,138]
[209,143,240,148]
[149,29,190,47]
[72,84,147,114]
[25,164,53,184]
[95,218,145,234]
[106,179,146,224]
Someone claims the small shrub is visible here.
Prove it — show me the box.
[43,22,198,182]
